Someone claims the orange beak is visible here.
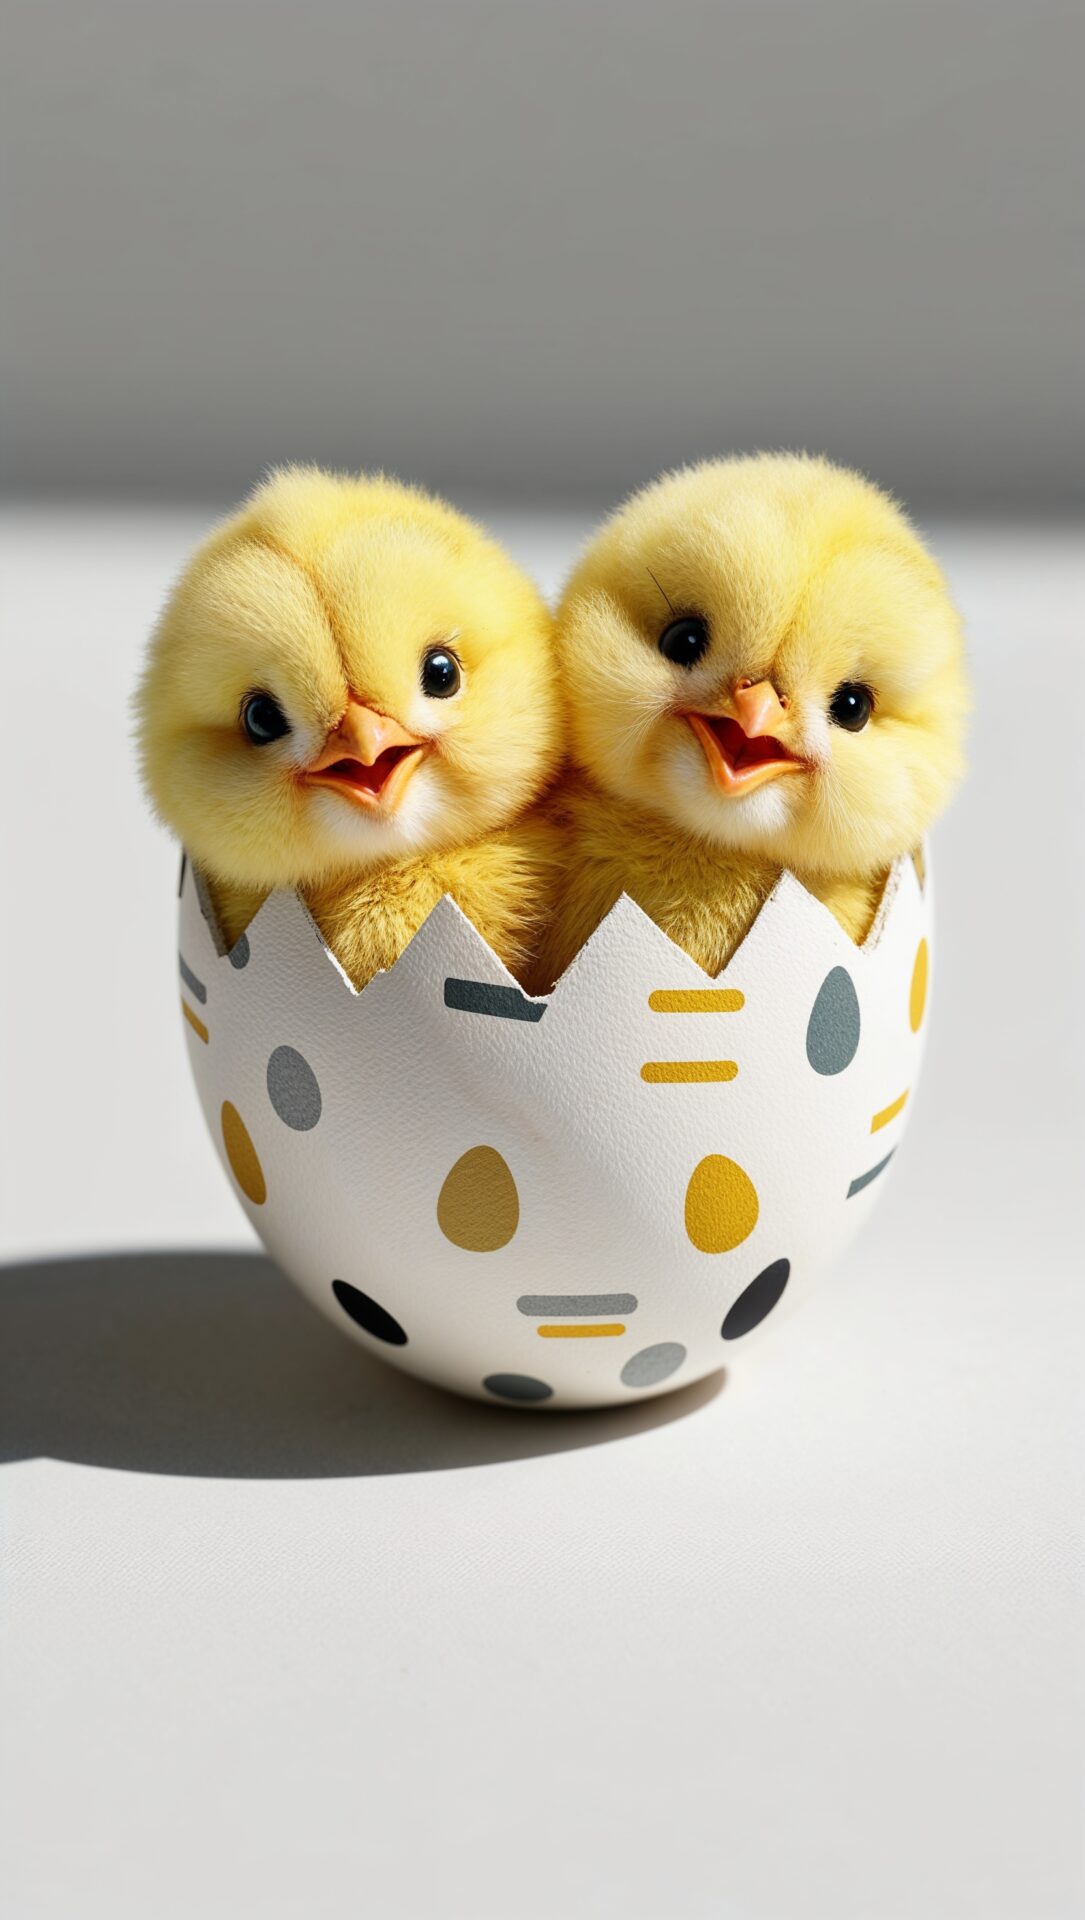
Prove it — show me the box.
[686,680,805,797]
[305,695,426,811]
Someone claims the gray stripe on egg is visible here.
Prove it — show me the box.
[517,1294,638,1317]
[178,954,207,1004]
[443,978,546,1023]
[847,1151,895,1198]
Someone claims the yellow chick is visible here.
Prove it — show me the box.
[137,467,562,988]
[535,454,968,987]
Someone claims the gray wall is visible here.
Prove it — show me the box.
[5,0,1083,510]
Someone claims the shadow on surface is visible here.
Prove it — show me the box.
[0,1250,722,1479]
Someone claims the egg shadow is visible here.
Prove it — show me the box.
[0,1250,724,1480]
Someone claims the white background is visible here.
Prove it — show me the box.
[1,507,1082,1918]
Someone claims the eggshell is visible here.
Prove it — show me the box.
[176,847,932,1408]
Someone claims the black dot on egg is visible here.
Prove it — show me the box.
[722,1259,791,1340]
[331,1280,408,1346]
[806,967,861,1075]
[483,1373,553,1404]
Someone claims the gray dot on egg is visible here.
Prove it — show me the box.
[722,1258,791,1340]
[266,1045,322,1130]
[620,1342,687,1389]
[806,966,861,1075]
[228,932,250,970]
[483,1373,554,1404]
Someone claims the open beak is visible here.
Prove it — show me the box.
[305,696,426,811]
[685,680,805,797]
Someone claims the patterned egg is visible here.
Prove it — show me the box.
[176,847,932,1409]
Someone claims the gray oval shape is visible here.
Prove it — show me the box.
[806,966,861,1075]
[621,1342,687,1389]
[266,1045,322,1130]
[228,932,250,970]
[483,1373,553,1403]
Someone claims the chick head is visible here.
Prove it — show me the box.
[137,468,560,891]
[557,455,969,879]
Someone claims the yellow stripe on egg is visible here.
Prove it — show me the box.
[182,1000,209,1044]
[910,939,929,1032]
[871,1090,909,1133]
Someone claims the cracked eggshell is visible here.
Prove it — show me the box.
[176,847,933,1409]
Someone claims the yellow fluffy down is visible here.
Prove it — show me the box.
[136,467,562,987]
[536,454,969,987]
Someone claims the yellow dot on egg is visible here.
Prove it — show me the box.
[221,1101,267,1206]
[909,938,929,1033]
[437,1145,519,1251]
[684,1155,759,1254]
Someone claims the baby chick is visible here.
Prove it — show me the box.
[535,454,968,986]
[137,467,561,987]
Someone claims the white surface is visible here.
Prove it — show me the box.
[1,508,1082,1917]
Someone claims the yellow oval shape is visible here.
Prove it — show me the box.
[909,938,929,1033]
[221,1100,267,1206]
[437,1145,519,1251]
[685,1154,759,1253]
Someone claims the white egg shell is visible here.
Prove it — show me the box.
[177,848,932,1409]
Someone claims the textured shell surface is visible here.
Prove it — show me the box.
[176,847,932,1409]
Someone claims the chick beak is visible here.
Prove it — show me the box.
[686,680,805,797]
[306,696,426,811]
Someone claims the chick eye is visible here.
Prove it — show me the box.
[241,692,291,744]
[421,647,462,699]
[659,616,710,669]
[828,682,874,731]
